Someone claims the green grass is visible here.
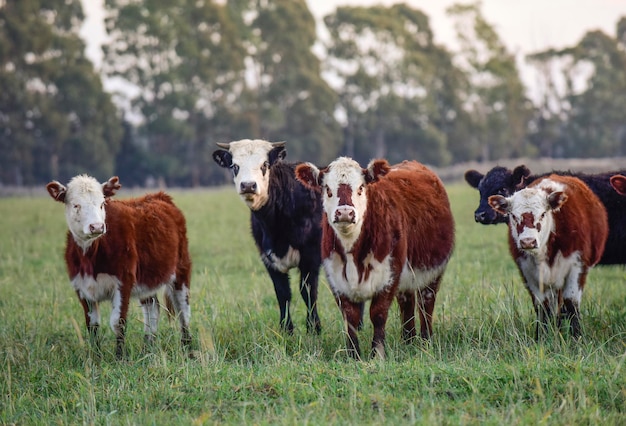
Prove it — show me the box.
[1,183,625,425]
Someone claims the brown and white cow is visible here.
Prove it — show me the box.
[47,175,192,358]
[295,157,455,359]
[488,174,608,339]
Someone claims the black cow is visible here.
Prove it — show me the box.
[465,164,626,265]
[212,139,322,333]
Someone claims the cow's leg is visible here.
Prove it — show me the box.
[417,279,442,340]
[535,290,558,340]
[338,295,363,360]
[397,290,416,343]
[140,296,160,345]
[110,286,132,359]
[267,268,294,333]
[165,282,192,348]
[369,289,395,360]
[561,267,586,339]
[78,292,101,349]
[299,267,322,334]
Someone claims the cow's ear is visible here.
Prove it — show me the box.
[268,143,287,165]
[212,150,233,168]
[46,181,67,203]
[295,163,322,189]
[547,191,567,211]
[365,159,391,184]
[610,174,626,196]
[512,165,531,189]
[488,195,509,215]
[103,176,121,198]
[464,169,484,188]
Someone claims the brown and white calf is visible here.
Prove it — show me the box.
[47,175,192,358]
[488,174,608,339]
[296,158,455,359]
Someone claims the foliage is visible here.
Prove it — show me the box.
[0,0,122,185]
[1,184,626,424]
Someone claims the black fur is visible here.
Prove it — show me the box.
[213,147,322,333]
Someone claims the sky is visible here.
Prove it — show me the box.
[80,0,626,100]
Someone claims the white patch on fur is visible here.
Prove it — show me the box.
[321,157,367,252]
[72,273,119,302]
[323,252,394,301]
[63,175,108,252]
[517,250,583,305]
[141,299,160,335]
[397,262,447,292]
[263,246,300,273]
[110,288,122,334]
[226,139,276,211]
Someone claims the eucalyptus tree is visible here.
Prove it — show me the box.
[227,0,341,164]
[103,0,246,186]
[447,2,533,162]
[0,0,121,185]
[324,3,470,166]
[529,20,626,158]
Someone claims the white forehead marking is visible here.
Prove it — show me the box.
[324,157,364,187]
[508,178,565,216]
[227,139,274,161]
[65,174,104,203]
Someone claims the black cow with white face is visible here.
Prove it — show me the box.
[465,164,626,265]
[213,139,322,333]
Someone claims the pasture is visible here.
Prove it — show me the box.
[1,182,625,424]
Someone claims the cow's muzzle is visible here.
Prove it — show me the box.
[240,181,257,194]
[334,206,356,224]
[519,237,537,250]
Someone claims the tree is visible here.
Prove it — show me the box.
[226,0,341,165]
[0,0,121,185]
[528,19,626,158]
[324,4,469,167]
[447,1,533,162]
[103,0,246,186]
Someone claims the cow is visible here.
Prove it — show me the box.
[488,174,608,339]
[212,139,322,334]
[47,175,192,358]
[295,157,455,359]
[465,165,626,265]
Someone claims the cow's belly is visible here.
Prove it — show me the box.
[71,273,171,302]
[263,246,300,273]
[397,261,447,292]
[518,251,582,297]
[323,252,393,301]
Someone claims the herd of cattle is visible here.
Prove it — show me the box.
[46,139,626,360]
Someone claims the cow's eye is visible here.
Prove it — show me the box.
[260,161,269,176]
[325,186,332,198]
[231,164,240,176]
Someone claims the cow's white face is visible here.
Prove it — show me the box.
[489,179,567,255]
[212,139,286,211]
[47,175,121,251]
[321,157,369,238]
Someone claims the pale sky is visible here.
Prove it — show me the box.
[80,0,626,100]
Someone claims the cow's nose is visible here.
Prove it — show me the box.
[520,237,537,249]
[89,223,105,235]
[474,211,485,222]
[240,181,257,194]
[334,206,355,223]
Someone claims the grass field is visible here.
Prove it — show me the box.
[1,182,625,425]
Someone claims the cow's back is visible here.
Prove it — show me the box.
[367,161,454,269]
[529,175,608,267]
